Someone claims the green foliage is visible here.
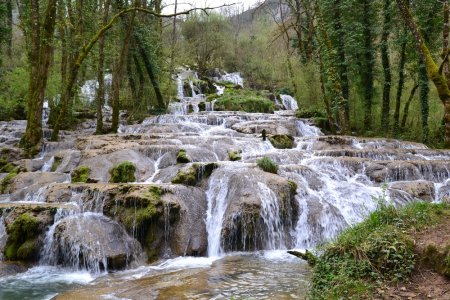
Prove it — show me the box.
[310,200,450,299]
[4,213,39,261]
[0,67,29,121]
[296,108,326,119]
[269,135,294,149]
[109,161,136,183]
[71,165,91,183]
[257,157,278,174]
[214,88,274,113]
[228,150,242,161]
[176,149,191,164]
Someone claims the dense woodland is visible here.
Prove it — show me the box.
[1,0,450,154]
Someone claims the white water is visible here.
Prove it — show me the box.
[0,216,6,261]
[280,94,299,110]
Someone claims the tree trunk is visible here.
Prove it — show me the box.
[393,27,408,136]
[380,0,392,132]
[95,0,111,134]
[135,35,165,111]
[21,0,58,156]
[419,62,429,143]
[396,0,450,146]
[362,0,374,131]
[169,0,178,73]
[6,0,12,57]
[401,84,419,128]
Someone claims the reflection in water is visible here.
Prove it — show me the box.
[57,251,310,300]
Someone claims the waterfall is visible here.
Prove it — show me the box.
[206,173,231,257]
[220,72,244,87]
[280,94,299,110]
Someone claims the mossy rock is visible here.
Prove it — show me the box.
[288,180,297,195]
[198,102,206,112]
[269,135,295,149]
[171,163,218,186]
[109,161,136,183]
[0,167,20,194]
[50,156,62,172]
[4,213,40,261]
[257,157,278,174]
[213,88,274,113]
[206,93,219,101]
[71,165,91,183]
[295,108,326,118]
[228,150,242,161]
[176,150,191,164]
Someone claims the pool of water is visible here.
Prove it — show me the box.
[0,251,310,300]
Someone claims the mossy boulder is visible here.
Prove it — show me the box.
[269,135,295,149]
[0,167,22,194]
[4,213,40,261]
[171,163,218,186]
[109,161,136,183]
[257,157,278,174]
[213,88,274,113]
[420,244,450,277]
[71,165,91,183]
[176,149,191,164]
[228,150,242,161]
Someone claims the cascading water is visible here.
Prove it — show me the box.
[280,94,299,110]
[0,215,6,261]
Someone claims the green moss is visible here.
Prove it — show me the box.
[257,157,278,174]
[50,156,62,172]
[213,88,274,113]
[171,163,218,186]
[206,93,219,101]
[269,135,294,149]
[71,165,91,183]
[228,150,242,161]
[421,244,450,277]
[4,213,40,261]
[1,167,19,193]
[109,161,136,183]
[176,149,191,164]
[288,180,297,195]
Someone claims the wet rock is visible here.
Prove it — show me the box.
[231,120,297,136]
[365,162,388,183]
[389,180,435,204]
[216,167,298,251]
[52,214,142,271]
[386,162,421,181]
[269,135,295,149]
[0,262,28,277]
[9,172,69,201]
[80,149,154,182]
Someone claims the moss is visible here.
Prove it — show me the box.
[171,163,218,186]
[0,167,19,193]
[109,161,136,183]
[228,150,242,161]
[288,180,297,195]
[295,108,326,118]
[213,88,274,113]
[176,149,191,164]
[71,165,91,183]
[269,135,294,149]
[50,156,62,172]
[257,157,278,174]
[421,244,450,277]
[4,213,40,261]
[206,93,219,101]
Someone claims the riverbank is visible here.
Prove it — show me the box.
[309,201,450,299]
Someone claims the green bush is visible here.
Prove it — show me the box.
[257,157,278,174]
[109,161,136,183]
[71,165,91,183]
[296,108,326,119]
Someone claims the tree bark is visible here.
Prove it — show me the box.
[393,27,408,136]
[401,84,419,128]
[95,0,111,134]
[380,0,392,132]
[21,0,58,156]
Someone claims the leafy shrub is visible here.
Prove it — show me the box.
[296,108,326,119]
[257,157,278,174]
[109,161,136,183]
[214,88,274,113]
